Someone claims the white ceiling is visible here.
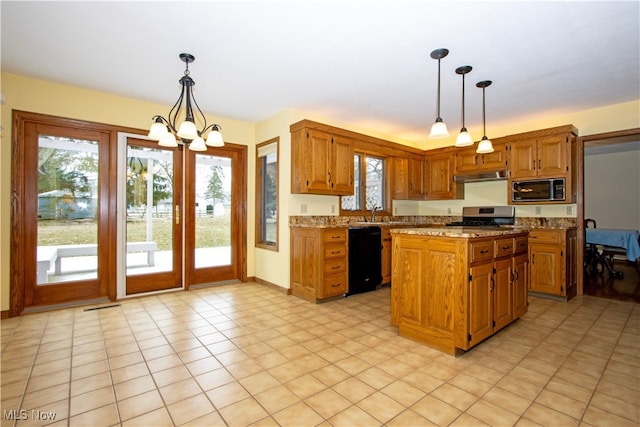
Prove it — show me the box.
[1,1,639,144]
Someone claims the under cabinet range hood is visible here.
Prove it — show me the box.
[453,169,508,182]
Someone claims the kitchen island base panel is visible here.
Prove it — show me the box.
[391,228,529,356]
[397,322,460,356]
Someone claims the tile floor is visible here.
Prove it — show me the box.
[1,284,638,427]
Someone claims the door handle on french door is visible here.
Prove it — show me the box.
[175,205,180,225]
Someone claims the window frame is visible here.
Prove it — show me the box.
[339,150,391,217]
[255,137,279,251]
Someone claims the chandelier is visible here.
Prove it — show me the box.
[148,53,224,151]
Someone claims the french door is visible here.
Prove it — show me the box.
[123,137,183,294]
[12,115,115,313]
[11,111,246,315]
[121,136,245,295]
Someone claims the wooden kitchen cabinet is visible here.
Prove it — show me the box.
[391,155,424,200]
[424,148,463,200]
[455,141,507,174]
[467,236,519,348]
[380,227,392,285]
[512,236,529,318]
[290,227,348,302]
[391,230,529,355]
[508,126,577,180]
[291,126,354,195]
[528,228,577,300]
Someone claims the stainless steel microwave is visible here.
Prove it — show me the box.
[512,178,566,202]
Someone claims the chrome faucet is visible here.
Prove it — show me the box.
[371,206,380,222]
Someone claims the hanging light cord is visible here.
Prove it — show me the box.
[436,57,442,120]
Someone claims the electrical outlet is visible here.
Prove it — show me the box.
[300,204,307,213]
[331,205,335,214]
[447,207,452,215]
[566,206,573,215]
[535,206,541,215]
[394,207,397,214]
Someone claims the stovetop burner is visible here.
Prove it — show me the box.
[446,206,515,227]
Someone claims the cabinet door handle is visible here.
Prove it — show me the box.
[327,171,332,183]
[502,245,510,250]
[538,159,541,169]
[480,249,489,254]
[532,254,535,264]
[490,276,495,291]
[510,271,515,283]
[331,265,340,270]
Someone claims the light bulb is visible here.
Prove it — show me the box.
[148,122,169,140]
[455,129,474,147]
[429,120,449,139]
[177,120,199,140]
[476,137,494,154]
[188,137,207,151]
[205,130,224,147]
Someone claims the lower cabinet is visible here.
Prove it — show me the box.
[290,227,348,302]
[391,231,529,355]
[528,228,577,300]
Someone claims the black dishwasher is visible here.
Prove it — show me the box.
[347,226,382,296]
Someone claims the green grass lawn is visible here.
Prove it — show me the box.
[38,215,231,250]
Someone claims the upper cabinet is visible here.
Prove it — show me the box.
[425,148,463,200]
[391,155,424,200]
[291,123,354,195]
[507,126,577,180]
[455,140,507,174]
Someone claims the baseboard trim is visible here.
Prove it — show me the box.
[252,277,290,295]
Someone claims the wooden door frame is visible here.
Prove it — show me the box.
[576,127,640,296]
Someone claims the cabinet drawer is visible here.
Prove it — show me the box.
[495,238,514,258]
[323,272,347,297]
[324,258,347,274]
[470,241,494,263]
[514,236,528,254]
[529,229,562,244]
[324,229,347,244]
[324,245,347,259]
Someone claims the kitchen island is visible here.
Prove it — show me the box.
[390,227,529,356]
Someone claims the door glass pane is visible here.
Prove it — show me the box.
[37,136,99,284]
[195,154,231,268]
[126,145,174,275]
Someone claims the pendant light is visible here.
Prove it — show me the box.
[475,80,494,154]
[454,65,473,147]
[429,48,449,139]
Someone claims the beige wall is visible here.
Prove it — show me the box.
[2,71,639,313]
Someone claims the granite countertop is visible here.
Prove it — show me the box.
[390,226,530,238]
[289,215,577,230]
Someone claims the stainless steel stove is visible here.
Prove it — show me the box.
[446,206,515,227]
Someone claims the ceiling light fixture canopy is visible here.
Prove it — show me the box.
[148,53,224,151]
[476,80,494,154]
[428,48,449,139]
[454,65,473,147]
